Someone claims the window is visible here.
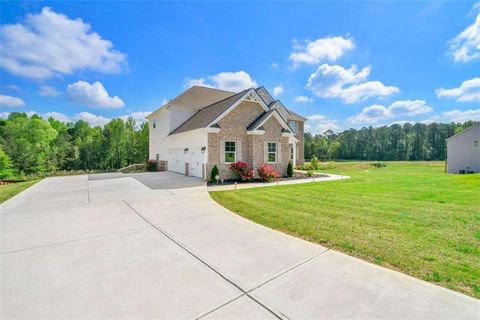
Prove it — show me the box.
[268,142,277,163]
[290,146,294,160]
[225,141,236,163]
[474,140,479,148]
[152,119,157,129]
[288,120,297,133]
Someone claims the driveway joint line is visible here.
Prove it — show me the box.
[86,178,91,204]
[1,227,147,255]
[194,293,245,319]
[123,200,284,320]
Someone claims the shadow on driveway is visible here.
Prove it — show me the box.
[88,171,205,190]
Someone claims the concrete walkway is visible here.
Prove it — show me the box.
[1,173,478,319]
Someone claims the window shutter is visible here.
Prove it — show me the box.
[220,140,225,164]
[277,142,281,163]
[237,140,242,161]
[264,142,268,163]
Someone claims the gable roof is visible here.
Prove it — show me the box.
[169,90,248,135]
[247,108,293,133]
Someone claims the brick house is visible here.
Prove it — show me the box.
[146,86,306,179]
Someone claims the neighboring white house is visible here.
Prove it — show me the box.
[446,123,480,174]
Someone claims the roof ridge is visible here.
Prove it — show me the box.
[190,85,236,94]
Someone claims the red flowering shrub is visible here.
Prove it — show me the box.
[258,163,280,182]
[229,161,254,181]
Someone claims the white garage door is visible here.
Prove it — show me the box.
[189,149,203,178]
[168,149,185,175]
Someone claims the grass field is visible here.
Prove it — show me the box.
[210,161,480,298]
[0,179,41,204]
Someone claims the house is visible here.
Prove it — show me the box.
[446,123,480,174]
[146,86,306,179]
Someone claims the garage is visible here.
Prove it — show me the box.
[189,148,204,178]
[167,148,185,175]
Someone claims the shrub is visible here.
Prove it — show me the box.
[371,162,386,168]
[311,155,319,170]
[307,169,314,177]
[258,163,280,182]
[146,160,157,172]
[210,164,219,182]
[287,161,293,177]
[229,161,254,181]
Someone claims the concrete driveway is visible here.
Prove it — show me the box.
[1,173,478,319]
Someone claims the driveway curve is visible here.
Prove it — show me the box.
[1,173,478,319]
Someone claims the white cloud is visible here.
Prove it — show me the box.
[294,95,314,103]
[6,84,20,91]
[74,111,111,126]
[425,108,480,123]
[43,111,70,122]
[306,64,399,104]
[119,111,151,124]
[66,81,124,108]
[271,63,279,68]
[0,7,126,80]
[347,100,433,124]
[448,13,480,62]
[0,94,26,107]
[39,85,60,97]
[435,78,480,102]
[185,71,257,92]
[272,85,284,97]
[305,114,340,134]
[0,112,10,119]
[289,36,354,67]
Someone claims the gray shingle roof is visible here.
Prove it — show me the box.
[169,90,248,135]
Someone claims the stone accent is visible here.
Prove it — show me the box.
[206,100,290,179]
[185,162,189,176]
[157,160,168,171]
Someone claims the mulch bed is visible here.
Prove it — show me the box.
[207,171,328,186]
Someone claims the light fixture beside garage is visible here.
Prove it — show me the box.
[201,146,206,153]
[184,148,189,153]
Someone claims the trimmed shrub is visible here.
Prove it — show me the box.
[258,163,280,182]
[287,161,293,177]
[311,155,319,170]
[229,161,254,181]
[307,169,314,177]
[210,165,219,182]
[146,160,157,172]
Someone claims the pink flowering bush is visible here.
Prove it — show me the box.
[258,163,280,182]
[229,161,254,181]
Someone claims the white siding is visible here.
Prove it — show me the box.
[148,108,169,160]
[169,106,196,132]
[447,124,480,173]
[167,128,208,178]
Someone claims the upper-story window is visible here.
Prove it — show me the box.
[225,141,236,163]
[152,119,157,129]
[288,120,297,134]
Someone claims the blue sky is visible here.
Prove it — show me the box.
[1,1,479,132]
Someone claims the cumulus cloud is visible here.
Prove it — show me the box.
[306,64,399,104]
[43,111,70,122]
[347,100,433,124]
[0,94,26,107]
[119,111,150,124]
[66,81,124,108]
[272,85,284,97]
[74,111,111,126]
[448,13,480,62]
[185,71,257,92]
[0,7,126,80]
[39,85,60,97]
[295,95,314,103]
[305,114,340,134]
[289,36,354,67]
[424,108,480,123]
[435,78,480,102]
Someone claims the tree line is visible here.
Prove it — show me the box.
[0,112,148,179]
[305,121,477,161]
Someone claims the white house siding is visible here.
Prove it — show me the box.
[447,124,480,174]
[166,128,208,178]
[168,106,196,132]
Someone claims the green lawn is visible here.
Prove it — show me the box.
[210,161,480,298]
[0,179,41,204]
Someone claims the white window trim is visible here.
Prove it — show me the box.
[267,142,277,163]
[224,140,236,163]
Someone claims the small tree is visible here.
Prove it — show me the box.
[210,165,219,182]
[310,155,319,170]
[287,161,293,177]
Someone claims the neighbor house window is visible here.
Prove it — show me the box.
[288,120,297,133]
[225,141,236,163]
[152,119,157,129]
[474,140,479,148]
[268,142,277,163]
